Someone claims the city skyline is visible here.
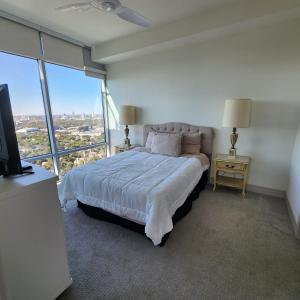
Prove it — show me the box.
[13,112,104,117]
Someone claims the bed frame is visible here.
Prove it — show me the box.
[78,122,214,246]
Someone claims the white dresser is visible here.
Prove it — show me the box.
[0,164,72,300]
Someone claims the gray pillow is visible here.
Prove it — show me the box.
[182,132,201,155]
[151,132,182,156]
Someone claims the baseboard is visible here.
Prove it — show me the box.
[286,197,300,239]
[247,184,285,198]
[210,177,285,198]
[52,277,73,299]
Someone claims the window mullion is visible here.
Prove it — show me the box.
[102,79,110,157]
[38,60,60,174]
[55,143,107,157]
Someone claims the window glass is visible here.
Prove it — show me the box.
[0,52,51,158]
[59,146,106,176]
[32,157,54,172]
[45,63,105,151]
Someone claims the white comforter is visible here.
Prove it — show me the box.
[59,151,208,245]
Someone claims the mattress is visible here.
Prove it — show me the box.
[58,151,209,245]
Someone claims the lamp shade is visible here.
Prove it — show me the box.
[222,99,252,128]
[119,105,136,125]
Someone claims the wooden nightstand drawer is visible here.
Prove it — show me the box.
[216,161,245,171]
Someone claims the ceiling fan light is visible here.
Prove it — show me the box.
[102,2,116,11]
[91,1,116,12]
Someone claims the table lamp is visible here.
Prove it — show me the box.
[223,99,252,159]
[119,105,136,147]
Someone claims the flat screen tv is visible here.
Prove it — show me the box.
[0,84,24,176]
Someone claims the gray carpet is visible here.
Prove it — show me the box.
[57,188,300,300]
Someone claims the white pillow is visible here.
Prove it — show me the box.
[151,133,182,156]
[145,131,155,148]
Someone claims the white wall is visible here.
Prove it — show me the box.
[106,18,300,192]
[287,122,300,232]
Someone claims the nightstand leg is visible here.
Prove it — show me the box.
[242,165,249,198]
[213,170,217,191]
[242,182,247,197]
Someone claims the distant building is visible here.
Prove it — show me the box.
[78,125,89,132]
[20,116,30,121]
[54,126,65,131]
[16,128,40,133]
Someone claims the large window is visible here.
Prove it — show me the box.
[45,63,105,151]
[0,51,107,176]
[0,52,51,158]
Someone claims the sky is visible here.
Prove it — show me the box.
[0,51,103,116]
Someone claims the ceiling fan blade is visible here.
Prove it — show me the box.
[56,2,91,12]
[116,6,152,27]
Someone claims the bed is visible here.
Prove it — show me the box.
[59,122,214,246]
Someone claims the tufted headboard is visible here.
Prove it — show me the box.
[143,122,214,160]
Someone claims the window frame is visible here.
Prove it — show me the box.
[0,51,109,176]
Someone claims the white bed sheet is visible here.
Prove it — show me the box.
[58,151,209,245]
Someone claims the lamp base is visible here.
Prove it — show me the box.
[228,148,237,160]
[228,127,238,159]
[124,125,131,147]
[124,138,131,147]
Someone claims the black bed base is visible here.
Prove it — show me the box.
[77,170,208,246]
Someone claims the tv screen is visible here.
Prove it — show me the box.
[0,113,9,161]
[0,84,23,176]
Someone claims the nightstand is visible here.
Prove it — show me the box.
[213,154,250,197]
[114,144,141,154]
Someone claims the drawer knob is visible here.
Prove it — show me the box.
[225,164,235,168]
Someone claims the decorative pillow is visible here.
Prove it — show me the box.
[145,131,155,148]
[182,132,201,155]
[151,132,182,156]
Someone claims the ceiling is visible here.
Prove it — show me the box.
[0,0,235,45]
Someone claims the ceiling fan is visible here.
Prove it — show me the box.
[56,0,152,27]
